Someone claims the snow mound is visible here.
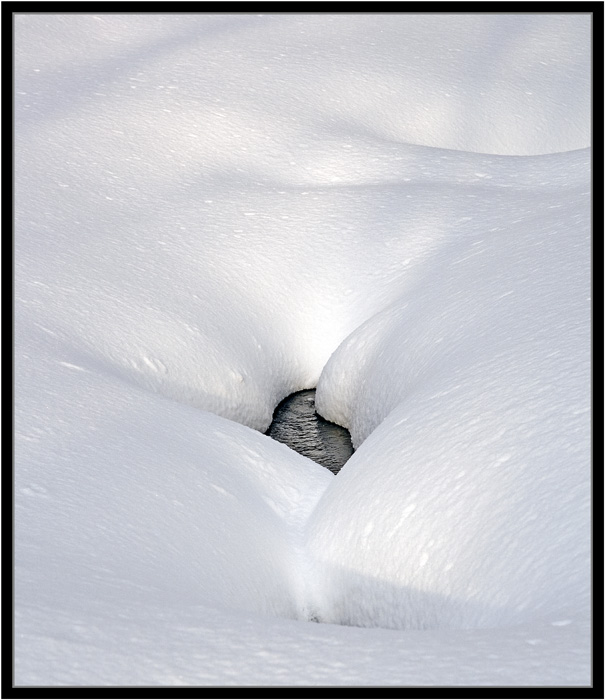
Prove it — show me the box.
[311,149,590,631]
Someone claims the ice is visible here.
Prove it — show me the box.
[14,12,591,686]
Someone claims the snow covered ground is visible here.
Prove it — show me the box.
[14,13,591,686]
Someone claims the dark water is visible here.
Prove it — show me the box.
[265,390,354,474]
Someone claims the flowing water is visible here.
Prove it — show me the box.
[265,389,354,474]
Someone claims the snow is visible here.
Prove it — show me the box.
[14,13,591,687]
[310,150,591,632]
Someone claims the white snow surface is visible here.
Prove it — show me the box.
[15,13,591,686]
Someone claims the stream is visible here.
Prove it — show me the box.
[265,389,354,474]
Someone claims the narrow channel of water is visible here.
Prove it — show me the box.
[265,389,354,474]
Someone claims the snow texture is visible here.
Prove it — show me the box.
[14,13,591,686]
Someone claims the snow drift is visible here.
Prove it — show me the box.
[14,12,591,686]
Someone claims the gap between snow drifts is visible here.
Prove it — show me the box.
[265,389,354,475]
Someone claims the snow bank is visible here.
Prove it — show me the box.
[17,13,589,157]
[15,12,591,686]
[311,149,591,631]
[15,338,331,619]
[16,601,590,687]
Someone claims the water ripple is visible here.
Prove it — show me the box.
[266,390,353,474]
